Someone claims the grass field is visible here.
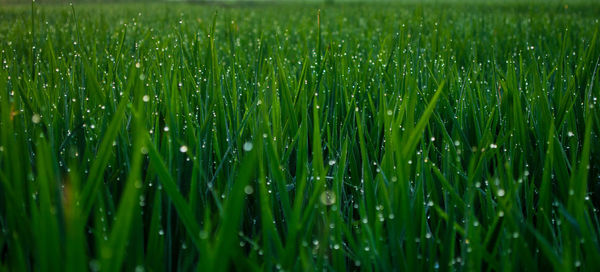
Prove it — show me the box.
[1,1,599,271]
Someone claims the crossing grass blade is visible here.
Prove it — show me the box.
[99,115,144,272]
[80,98,128,220]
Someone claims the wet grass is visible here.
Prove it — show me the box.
[1,2,599,271]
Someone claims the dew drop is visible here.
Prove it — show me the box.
[179,145,188,153]
[31,114,41,124]
[320,190,336,205]
[497,189,505,197]
[243,141,253,151]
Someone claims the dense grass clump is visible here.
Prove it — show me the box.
[1,2,600,271]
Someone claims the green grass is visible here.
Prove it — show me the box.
[1,1,599,271]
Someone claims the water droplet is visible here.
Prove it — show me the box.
[497,189,505,197]
[31,114,41,124]
[243,141,253,151]
[244,185,254,195]
[320,190,336,205]
[89,260,100,272]
[179,145,188,153]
